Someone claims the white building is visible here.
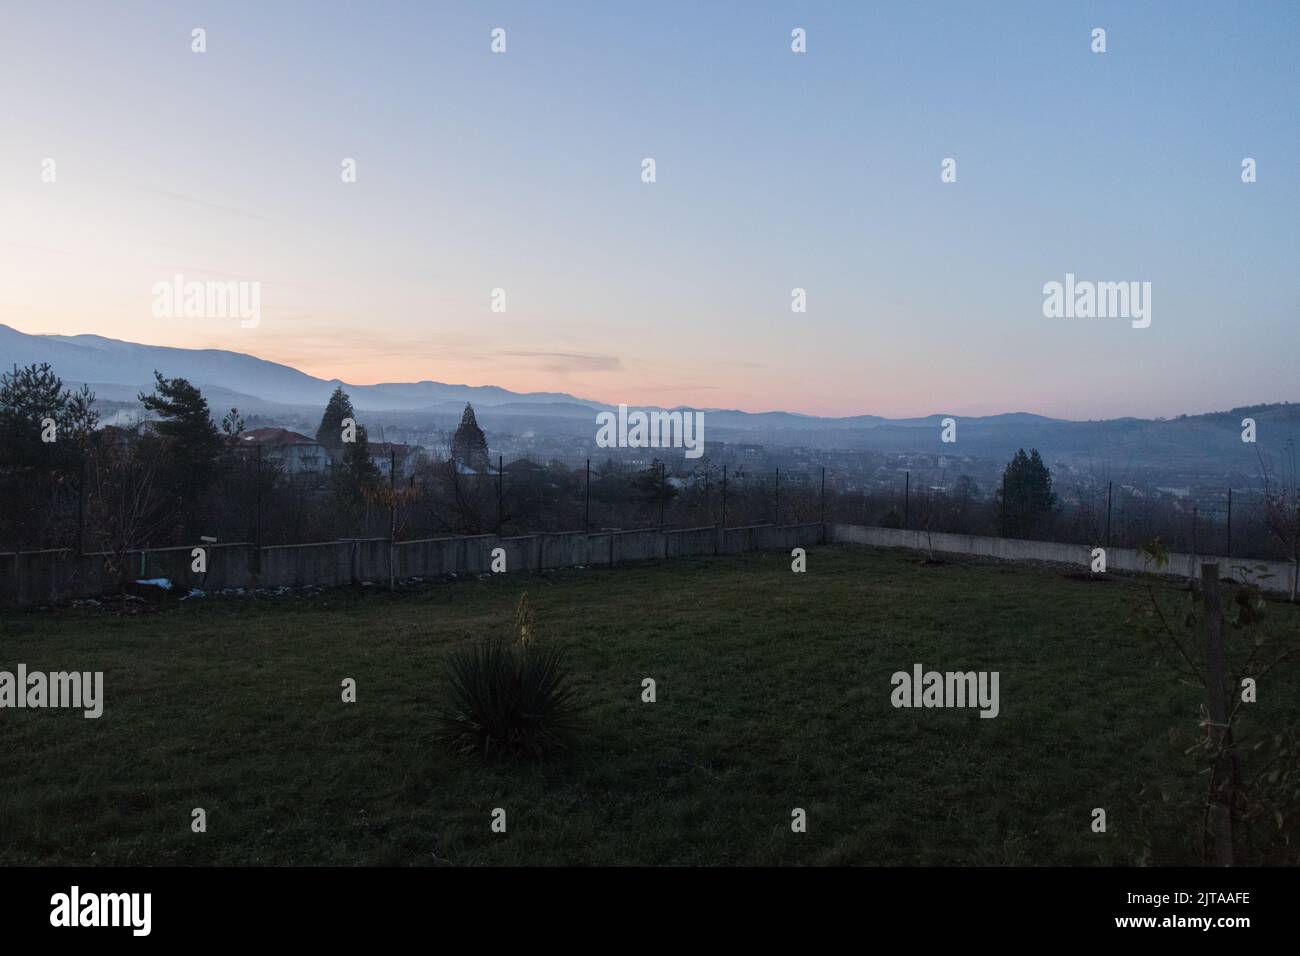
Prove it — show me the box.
[240,428,327,475]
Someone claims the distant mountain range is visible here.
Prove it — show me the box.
[3,323,1297,474]
[0,323,584,412]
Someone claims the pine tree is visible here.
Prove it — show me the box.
[327,416,381,535]
[998,447,1057,536]
[0,363,98,547]
[1,362,97,467]
[138,371,223,529]
[139,372,218,446]
[316,386,355,450]
[315,387,379,532]
[451,403,489,472]
[341,422,381,485]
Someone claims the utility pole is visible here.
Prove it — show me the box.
[585,459,591,535]
[497,455,503,536]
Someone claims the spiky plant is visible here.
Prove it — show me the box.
[435,594,581,759]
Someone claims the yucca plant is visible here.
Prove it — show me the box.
[435,594,581,759]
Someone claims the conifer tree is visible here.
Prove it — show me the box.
[316,386,355,450]
[138,371,222,517]
[997,447,1057,536]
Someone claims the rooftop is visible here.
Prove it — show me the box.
[241,428,319,446]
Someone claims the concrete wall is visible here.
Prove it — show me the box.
[0,524,815,606]
[4,521,1292,606]
[0,542,256,606]
[828,524,1298,596]
[665,525,718,559]
[258,541,353,589]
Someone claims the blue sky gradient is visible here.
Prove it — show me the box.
[1,1,1296,418]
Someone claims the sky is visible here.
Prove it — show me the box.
[1,0,1296,420]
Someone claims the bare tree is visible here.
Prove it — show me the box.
[85,434,172,611]
[1255,441,1300,601]
[425,457,499,535]
[1070,457,1112,546]
[913,470,944,561]
[1133,543,1300,862]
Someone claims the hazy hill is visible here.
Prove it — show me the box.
[0,324,587,412]
[2,324,1296,473]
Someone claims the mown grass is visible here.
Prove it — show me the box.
[0,545,1296,865]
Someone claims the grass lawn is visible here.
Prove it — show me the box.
[1,545,1296,866]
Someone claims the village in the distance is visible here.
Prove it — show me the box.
[2,323,1293,562]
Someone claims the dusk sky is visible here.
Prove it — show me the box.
[1,1,1296,419]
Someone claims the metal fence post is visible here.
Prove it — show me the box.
[389,447,396,591]
[704,466,710,525]
[1226,488,1232,557]
[659,462,665,530]
[904,471,910,530]
[1000,473,1007,537]
[721,464,728,530]
[1202,562,1234,866]
[1105,479,1112,549]
[820,466,826,543]
[77,451,86,557]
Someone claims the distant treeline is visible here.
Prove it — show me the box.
[3,362,1298,600]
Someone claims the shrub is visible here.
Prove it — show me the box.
[435,594,581,759]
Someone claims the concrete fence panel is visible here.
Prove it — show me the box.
[4,523,1294,606]
[828,524,1296,596]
